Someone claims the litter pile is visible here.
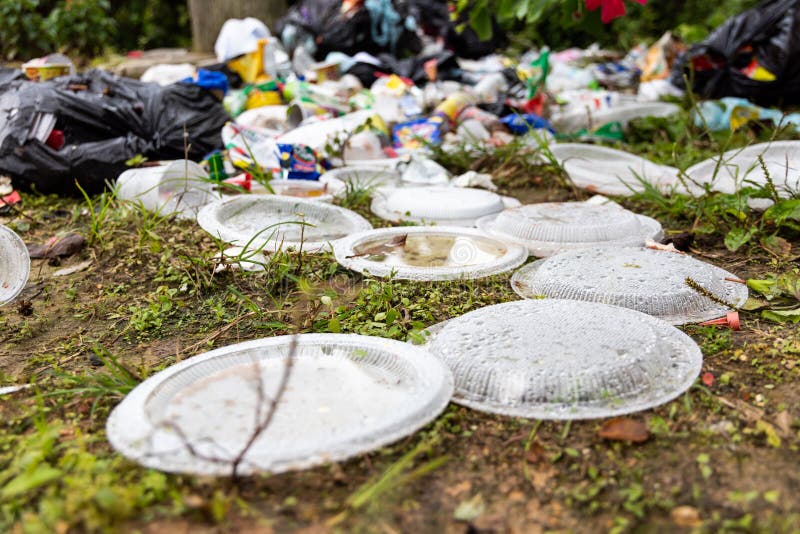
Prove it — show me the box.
[1,1,779,477]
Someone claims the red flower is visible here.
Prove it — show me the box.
[586,0,647,23]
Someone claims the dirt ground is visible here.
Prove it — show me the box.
[1,156,799,533]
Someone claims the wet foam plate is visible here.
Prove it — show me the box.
[476,202,662,257]
[334,227,527,281]
[107,334,453,475]
[0,224,30,305]
[511,247,748,324]
[548,143,679,196]
[371,186,520,226]
[427,299,702,420]
[684,141,800,197]
[197,195,372,253]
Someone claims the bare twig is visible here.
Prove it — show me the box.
[231,334,297,480]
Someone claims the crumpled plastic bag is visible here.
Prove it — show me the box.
[672,0,800,105]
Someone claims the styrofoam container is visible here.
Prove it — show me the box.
[371,186,520,226]
[107,334,453,475]
[552,102,680,133]
[0,225,30,305]
[334,226,528,281]
[683,141,800,197]
[477,201,662,257]
[197,194,372,252]
[427,299,702,419]
[511,247,748,324]
[116,160,217,219]
[548,143,679,196]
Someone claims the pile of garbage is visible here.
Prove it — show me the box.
[4,0,785,479]
[1,0,797,201]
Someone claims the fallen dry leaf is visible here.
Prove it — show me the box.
[525,442,545,464]
[774,410,793,436]
[52,259,93,277]
[346,234,407,259]
[717,396,764,423]
[597,418,649,443]
[671,505,702,527]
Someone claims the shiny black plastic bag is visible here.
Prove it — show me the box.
[0,69,229,193]
[672,0,800,105]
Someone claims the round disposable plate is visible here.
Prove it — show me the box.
[334,226,527,281]
[684,141,800,197]
[0,225,30,305]
[427,299,702,420]
[250,179,345,203]
[197,195,372,252]
[548,143,679,196]
[511,247,748,324]
[552,102,680,133]
[321,166,402,192]
[107,334,453,475]
[371,186,520,226]
[476,202,663,257]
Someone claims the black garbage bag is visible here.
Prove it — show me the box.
[276,0,376,60]
[0,69,229,194]
[671,0,800,105]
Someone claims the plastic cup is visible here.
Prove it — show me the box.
[116,160,216,219]
[0,225,30,306]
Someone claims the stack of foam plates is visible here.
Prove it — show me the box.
[511,247,748,324]
[197,195,372,252]
[321,166,402,192]
[371,186,520,226]
[476,202,663,257]
[548,144,679,196]
[426,300,702,419]
[0,225,30,305]
[107,334,453,475]
[683,141,800,197]
[334,226,528,281]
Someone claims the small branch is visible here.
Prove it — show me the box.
[231,335,297,480]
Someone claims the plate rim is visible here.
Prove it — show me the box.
[509,248,749,325]
[333,226,528,281]
[196,194,373,253]
[106,333,454,475]
[426,299,703,420]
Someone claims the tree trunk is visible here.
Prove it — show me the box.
[188,0,288,53]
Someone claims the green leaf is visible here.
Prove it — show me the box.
[469,4,492,41]
[746,278,778,298]
[1,464,63,500]
[776,272,800,301]
[724,227,756,251]
[764,199,800,226]
[328,317,341,333]
[762,308,800,323]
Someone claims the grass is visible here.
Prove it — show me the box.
[0,106,799,532]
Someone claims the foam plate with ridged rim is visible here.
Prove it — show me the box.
[511,247,748,324]
[334,226,528,281]
[427,299,702,420]
[107,334,453,475]
[683,141,800,197]
[476,202,662,257]
[197,195,372,253]
[0,224,30,305]
[548,143,679,196]
[371,186,520,226]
